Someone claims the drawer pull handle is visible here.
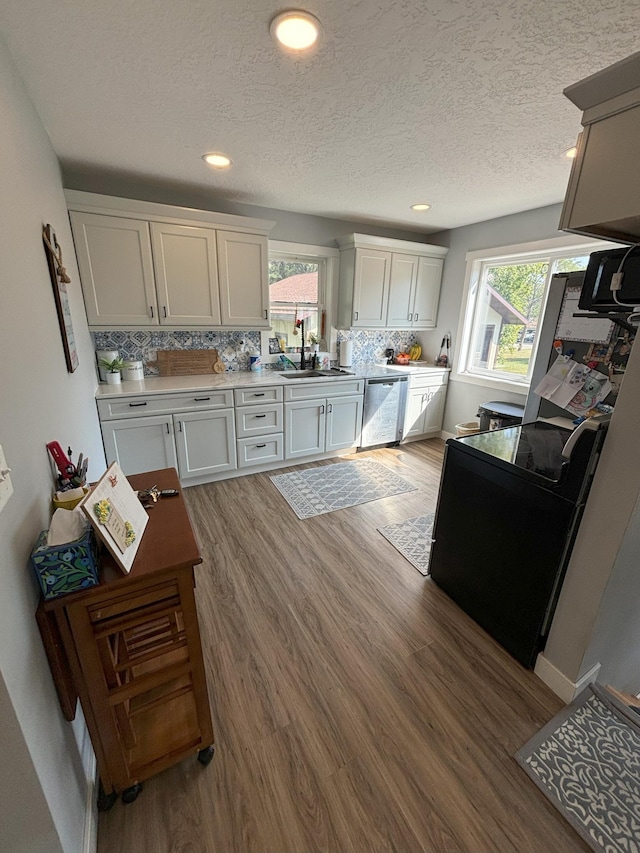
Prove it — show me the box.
[255,414,267,418]
[166,423,170,434]
[253,393,265,397]
[163,306,167,318]
[150,305,154,318]
[256,443,267,448]
[178,421,183,432]
[264,309,268,319]
[194,397,211,401]
[129,402,148,407]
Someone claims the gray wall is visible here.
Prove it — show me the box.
[0,35,105,853]
[414,204,566,433]
[62,167,448,249]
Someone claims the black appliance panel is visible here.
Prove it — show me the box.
[579,246,640,312]
[429,443,577,668]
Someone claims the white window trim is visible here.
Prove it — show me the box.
[263,241,340,364]
[452,234,619,392]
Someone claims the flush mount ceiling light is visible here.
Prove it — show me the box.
[563,146,578,159]
[203,152,233,169]
[411,203,431,212]
[270,11,321,51]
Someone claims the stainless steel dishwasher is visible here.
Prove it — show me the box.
[359,376,408,448]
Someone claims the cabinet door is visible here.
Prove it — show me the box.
[150,223,221,326]
[404,389,427,438]
[284,400,325,458]
[216,231,269,327]
[326,394,363,451]
[412,256,443,328]
[421,384,446,434]
[70,212,157,326]
[101,416,177,475]
[173,410,237,480]
[386,254,418,328]
[352,249,391,328]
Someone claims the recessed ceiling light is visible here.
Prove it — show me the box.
[203,152,233,169]
[270,11,321,51]
[564,146,578,159]
[411,203,431,212]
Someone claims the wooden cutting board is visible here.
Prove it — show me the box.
[153,349,225,376]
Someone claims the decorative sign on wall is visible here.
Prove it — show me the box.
[42,224,79,373]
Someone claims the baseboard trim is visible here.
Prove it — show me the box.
[534,654,601,703]
[439,430,455,441]
[81,730,97,853]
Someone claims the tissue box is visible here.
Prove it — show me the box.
[30,526,100,600]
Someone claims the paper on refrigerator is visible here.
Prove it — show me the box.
[534,355,611,415]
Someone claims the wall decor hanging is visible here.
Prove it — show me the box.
[43,223,79,373]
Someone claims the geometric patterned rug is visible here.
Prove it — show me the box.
[377,513,434,576]
[270,459,417,519]
[515,683,640,853]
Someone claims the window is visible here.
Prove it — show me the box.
[455,237,617,390]
[264,241,339,364]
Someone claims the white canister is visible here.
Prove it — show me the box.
[96,349,119,382]
[123,360,144,382]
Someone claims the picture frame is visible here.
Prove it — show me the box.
[43,223,79,373]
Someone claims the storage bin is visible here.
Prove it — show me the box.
[455,421,481,436]
[31,526,100,600]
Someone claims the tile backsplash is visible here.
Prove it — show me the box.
[92,328,420,376]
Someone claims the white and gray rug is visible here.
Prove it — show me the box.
[270,459,417,519]
[378,513,434,576]
[516,683,640,853]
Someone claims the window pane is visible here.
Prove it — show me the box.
[554,255,590,273]
[469,262,548,379]
[268,260,320,350]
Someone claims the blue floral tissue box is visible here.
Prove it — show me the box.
[31,526,100,600]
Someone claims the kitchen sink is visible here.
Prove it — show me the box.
[278,369,350,380]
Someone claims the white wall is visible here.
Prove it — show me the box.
[416,204,567,433]
[0,35,105,853]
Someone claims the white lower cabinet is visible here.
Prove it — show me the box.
[173,409,236,479]
[403,372,448,439]
[284,393,363,459]
[101,415,178,475]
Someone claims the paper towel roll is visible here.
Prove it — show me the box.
[339,340,353,367]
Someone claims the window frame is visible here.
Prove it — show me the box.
[263,241,340,364]
[453,235,619,393]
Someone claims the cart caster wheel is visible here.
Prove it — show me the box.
[121,783,143,804]
[197,745,215,766]
[97,783,117,812]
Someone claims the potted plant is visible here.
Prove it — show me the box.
[307,331,320,353]
[99,356,125,384]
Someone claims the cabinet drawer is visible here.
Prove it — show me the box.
[97,389,234,420]
[408,371,448,390]
[233,385,283,406]
[235,403,283,437]
[283,379,364,402]
[237,434,283,468]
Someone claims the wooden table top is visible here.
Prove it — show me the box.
[42,468,202,611]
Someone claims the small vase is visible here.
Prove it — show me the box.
[105,372,121,385]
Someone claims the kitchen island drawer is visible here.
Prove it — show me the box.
[235,403,283,437]
[237,434,283,468]
[234,386,283,406]
[97,389,234,420]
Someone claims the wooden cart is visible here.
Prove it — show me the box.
[36,468,214,809]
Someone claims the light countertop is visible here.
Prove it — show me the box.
[95,363,449,399]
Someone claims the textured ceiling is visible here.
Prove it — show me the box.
[1,0,639,232]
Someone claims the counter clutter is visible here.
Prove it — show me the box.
[95,363,450,485]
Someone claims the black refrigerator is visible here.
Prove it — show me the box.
[428,417,609,668]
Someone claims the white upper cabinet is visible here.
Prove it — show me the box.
[217,231,269,328]
[560,54,640,243]
[66,191,274,328]
[70,212,158,326]
[337,234,448,330]
[150,223,221,326]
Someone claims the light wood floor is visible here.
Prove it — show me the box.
[98,440,587,853]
